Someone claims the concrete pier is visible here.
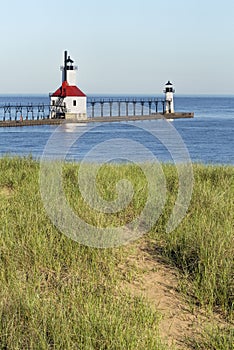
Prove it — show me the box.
[0,112,194,128]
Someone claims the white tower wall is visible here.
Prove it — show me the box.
[50,95,87,120]
[65,96,86,115]
[165,92,174,113]
[62,69,76,85]
[67,70,76,85]
[164,81,175,113]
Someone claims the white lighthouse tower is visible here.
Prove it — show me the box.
[164,81,175,114]
[50,51,87,120]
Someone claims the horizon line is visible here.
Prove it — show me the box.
[0,92,234,97]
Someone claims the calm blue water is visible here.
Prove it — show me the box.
[0,95,233,165]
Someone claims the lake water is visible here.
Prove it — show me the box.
[0,95,233,165]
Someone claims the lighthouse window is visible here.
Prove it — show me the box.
[73,100,77,106]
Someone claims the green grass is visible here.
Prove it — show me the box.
[0,156,165,349]
[193,326,234,350]
[0,156,233,349]
[152,164,234,316]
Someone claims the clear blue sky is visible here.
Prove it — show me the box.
[1,0,234,95]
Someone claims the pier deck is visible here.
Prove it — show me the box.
[0,112,194,128]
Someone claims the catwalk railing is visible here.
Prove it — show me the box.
[0,97,167,121]
[87,97,166,118]
[0,104,51,121]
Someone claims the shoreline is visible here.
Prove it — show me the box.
[0,155,233,167]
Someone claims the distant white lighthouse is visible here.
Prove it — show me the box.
[164,81,175,114]
[50,51,87,120]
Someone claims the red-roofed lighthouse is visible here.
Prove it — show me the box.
[50,51,87,120]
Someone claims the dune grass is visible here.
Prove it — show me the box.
[0,157,165,349]
[0,156,233,349]
[152,164,234,316]
[193,326,234,350]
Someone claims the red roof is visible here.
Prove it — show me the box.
[52,81,86,97]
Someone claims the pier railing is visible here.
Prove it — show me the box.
[0,97,167,122]
[0,104,51,121]
[87,97,166,118]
